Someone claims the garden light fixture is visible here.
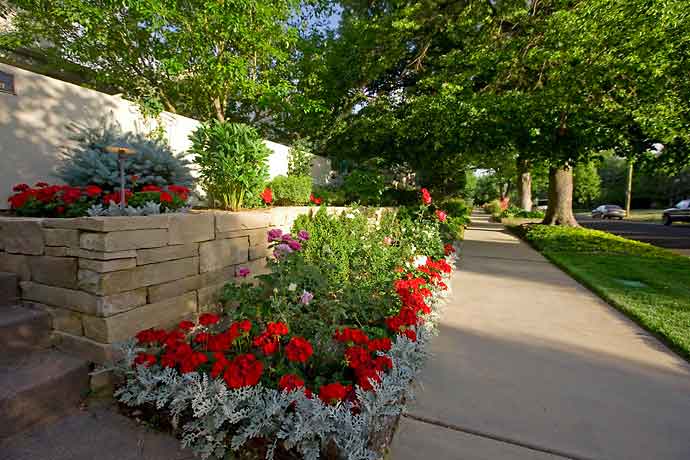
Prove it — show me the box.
[104,145,136,209]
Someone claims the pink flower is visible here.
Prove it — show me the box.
[421,188,432,205]
[236,267,251,278]
[383,236,393,245]
[299,290,314,305]
[267,228,283,242]
[435,210,447,222]
[297,230,310,241]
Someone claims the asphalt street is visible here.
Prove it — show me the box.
[578,215,690,250]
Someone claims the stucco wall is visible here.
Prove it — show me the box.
[0,63,331,208]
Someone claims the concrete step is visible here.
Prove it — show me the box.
[0,272,19,307]
[0,349,89,439]
[0,304,52,362]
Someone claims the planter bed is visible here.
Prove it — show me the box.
[110,201,455,460]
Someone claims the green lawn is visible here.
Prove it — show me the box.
[511,224,690,360]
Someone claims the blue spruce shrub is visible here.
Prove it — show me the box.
[56,124,194,191]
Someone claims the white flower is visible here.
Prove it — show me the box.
[288,283,297,292]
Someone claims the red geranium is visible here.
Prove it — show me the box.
[367,338,392,353]
[435,209,447,222]
[444,243,455,256]
[167,185,190,201]
[13,183,30,192]
[309,194,322,205]
[35,182,49,188]
[223,354,263,388]
[199,313,220,326]
[159,191,173,203]
[134,352,157,367]
[266,322,289,337]
[142,185,162,192]
[333,327,369,345]
[178,320,195,331]
[403,329,417,342]
[85,185,102,198]
[318,382,351,405]
[285,336,313,363]
[279,374,305,392]
[344,346,371,369]
[260,187,273,205]
[421,188,432,205]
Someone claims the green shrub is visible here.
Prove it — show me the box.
[312,185,347,205]
[342,168,386,205]
[500,205,545,219]
[190,121,269,210]
[441,197,470,218]
[381,188,419,206]
[268,175,312,205]
[483,199,502,216]
[56,124,193,191]
[287,139,313,177]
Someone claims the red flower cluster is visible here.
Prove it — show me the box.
[435,209,447,222]
[260,187,273,204]
[334,327,369,345]
[103,190,133,205]
[253,321,289,355]
[444,243,455,256]
[318,382,351,405]
[214,353,264,389]
[279,374,306,392]
[8,183,100,211]
[421,188,432,205]
[309,193,322,205]
[285,336,313,363]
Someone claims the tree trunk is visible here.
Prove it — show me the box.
[516,158,532,211]
[542,165,579,226]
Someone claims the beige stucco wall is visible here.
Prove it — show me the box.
[0,63,330,208]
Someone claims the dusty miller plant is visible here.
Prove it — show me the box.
[112,266,452,460]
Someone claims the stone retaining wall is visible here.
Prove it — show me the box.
[0,207,383,363]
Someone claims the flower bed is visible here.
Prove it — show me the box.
[112,193,456,459]
[8,182,191,217]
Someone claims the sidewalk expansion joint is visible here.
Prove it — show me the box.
[403,413,595,460]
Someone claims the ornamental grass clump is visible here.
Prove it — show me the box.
[114,190,456,459]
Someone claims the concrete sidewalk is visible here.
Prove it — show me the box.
[391,213,690,460]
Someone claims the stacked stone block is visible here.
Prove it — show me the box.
[0,208,317,363]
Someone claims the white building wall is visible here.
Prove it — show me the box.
[0,63,326,208]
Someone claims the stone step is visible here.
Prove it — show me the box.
[0,304,52,362]
[0,349,89,439]
[0,271,19,307]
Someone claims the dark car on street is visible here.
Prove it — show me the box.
[662,199,690,226]
[591,204,626,220]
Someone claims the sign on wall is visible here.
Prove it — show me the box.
[0,71,15,94]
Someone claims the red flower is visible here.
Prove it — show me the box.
[309,194,322,205]
[35,182,49,188]
[134,352,157,367]
[178,320,195,331]
[403,329,417,342]
[333,327,369,345]
[135,328,167,344]
[167,185,190,201]
[159,191,173,203]
[224,353,263,388]
[435,209,447,222]
[421,188,432,205]
[444,243,455,256]
[260,187,273,205]
[142,185,161,192]
[279,374,305,392]
[266,322,289,337]
[199,313,220,326]
[318,382,351,405]
[130,175,139,184]
[253,332,279,355]
[367,338,392,353]
[345,346,371,369]
[85,185,102,198]
[56,206,66,215]
[13,183,30,192]
[285,336,313,363]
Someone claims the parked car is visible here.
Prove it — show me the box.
[534,198,548,212]
[591,204,626,219]
[662,199,690,225]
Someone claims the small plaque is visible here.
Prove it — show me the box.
[0,71,15,94]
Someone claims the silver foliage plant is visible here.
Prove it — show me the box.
[87,201,192,217]
[113,262,453,460]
